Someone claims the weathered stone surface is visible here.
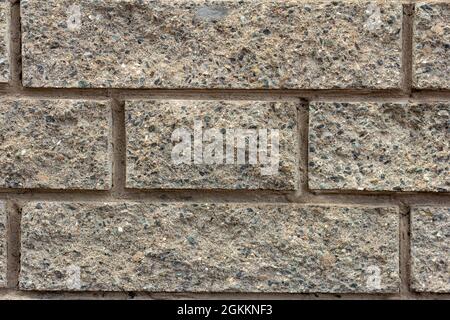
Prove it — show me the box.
[20,202,400,292]
[126,100,298,190]
[0,99,111,189]
[413,3,450,89]
[21,0,402,89]
[0,1,9,82]
[309,102,450,192]
[0,202,6,287]
[411,206,449,293]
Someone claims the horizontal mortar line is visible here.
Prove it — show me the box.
[0,189,449,205]
[305,194,450,205]
[0,87,449,101]
[0,85,407,94]
[411,90,450,100]
[1,187,450,197]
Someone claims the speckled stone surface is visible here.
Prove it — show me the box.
[413,3,450,89]
[411,207,449,293]
[309,102,450,192]
[20,202,400,292]
[126,100,298,190]
[21,0,402,89]
[0,99,111,190]
[0,202,6,287]
[0,1,9,82]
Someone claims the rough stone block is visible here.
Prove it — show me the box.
[309,102,449,192]
[0,1,9,82]
[20,202,400,293]
[0,99,111,189]
[21,0,402,89]
[414,3,450,89]
[126,100,298,190]
[411,206,450,293]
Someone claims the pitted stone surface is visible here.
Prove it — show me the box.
[0,99,111,190]
[414,3,450,89]
[21,0,402,89]
[20,202,400,293]
[411,207,450,293]
[0,1,9,82]
[0,202,5,287]
[126,100,298,190]
[309,102,450,192]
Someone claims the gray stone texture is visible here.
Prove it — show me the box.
[126,100,298,190]
[20,202,400,293]
[309,102,450,192]
[414,3,450,89]
[0,99,111,189]
[0,1,9,82]
[0,202,5,287]
[21,0,402,89]
[411,206,449,293]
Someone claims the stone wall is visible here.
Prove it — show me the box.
[0,0,448,299]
